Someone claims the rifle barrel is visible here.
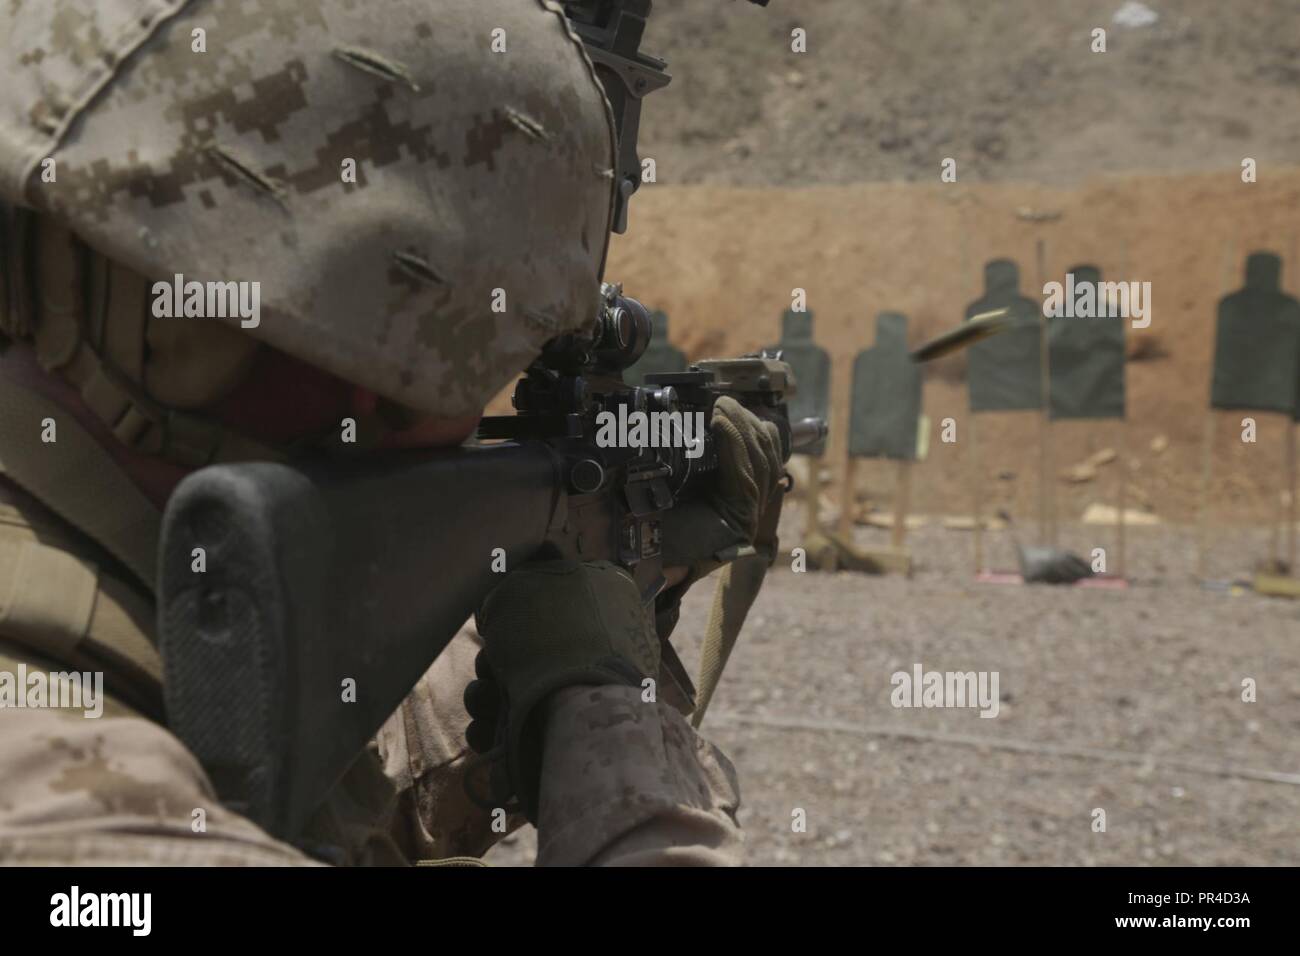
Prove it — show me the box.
[790,416,828,452]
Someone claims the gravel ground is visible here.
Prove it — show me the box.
[487,519,1300,866]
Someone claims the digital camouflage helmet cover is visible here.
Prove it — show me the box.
[0,0,618,421]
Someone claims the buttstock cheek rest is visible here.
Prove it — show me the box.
[159,465,309,834]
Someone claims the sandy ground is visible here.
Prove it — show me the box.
[487,515,1300,866]
[639,0,1300,189]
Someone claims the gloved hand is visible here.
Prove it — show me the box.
[656,396,786,636]
[463,559,660,821]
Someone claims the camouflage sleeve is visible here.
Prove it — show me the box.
[534,685,744,866]
[0,645,315,866]
[375,626,525,860]
[375,629,743,866]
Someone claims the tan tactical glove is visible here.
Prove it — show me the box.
[656,396,786,636]
[464,559,660,821]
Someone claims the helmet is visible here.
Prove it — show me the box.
[0,0,616,446]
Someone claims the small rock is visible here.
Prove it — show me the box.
[1087,447,1117,467]
[1062,462,1098,483]
[1113,1,1159,29]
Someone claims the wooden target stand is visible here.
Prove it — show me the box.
[969,237,1057,579]
[798,451,912,576]
[1197,409,1298,591]
[834,453,914,576]
[974,238,1130,587]
[970,416,1131,585]
[1195,237,1300,594]
[797,321,917,576]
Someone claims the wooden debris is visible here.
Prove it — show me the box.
[802,528,912,576]
[1253,573,1300,599]
[1015,206,1063,223]
[1087,447,1117,467]
[1081,502,1160,526]
[943,515,1008,531]
[1061,462,1098,483]
[861,511,929,530]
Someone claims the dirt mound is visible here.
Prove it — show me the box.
[641,0,1300,188]
[606,169,1300,527]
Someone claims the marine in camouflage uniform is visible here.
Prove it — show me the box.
[0,0,747,865]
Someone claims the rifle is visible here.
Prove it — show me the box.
[158,282,824,842]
